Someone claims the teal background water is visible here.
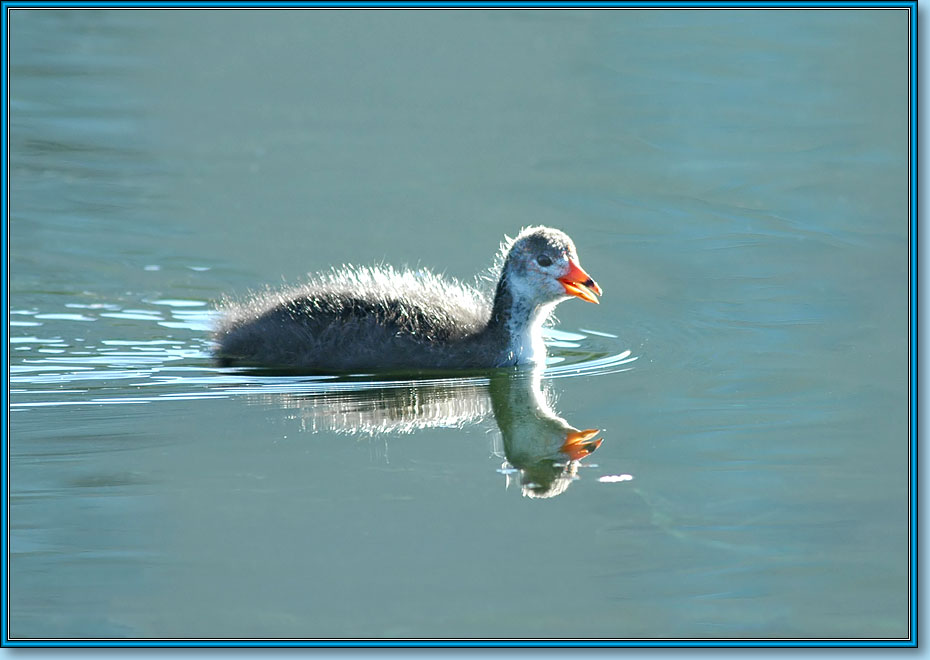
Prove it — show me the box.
[9,9,910,640]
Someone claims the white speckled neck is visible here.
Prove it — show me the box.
[504,298,557,366]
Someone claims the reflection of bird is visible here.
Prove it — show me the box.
[264,368,603,498]
[489,371,602,499]
[275,381,494,436]
[214,226,601,371]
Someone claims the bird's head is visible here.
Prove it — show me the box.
[501,226,602,307]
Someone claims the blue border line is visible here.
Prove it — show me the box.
[0,1,921,6]
[0,639,921,647]
[1,0,8,651]
[0,0,917,649]
[1,0,6,650]
[909,0,917,646]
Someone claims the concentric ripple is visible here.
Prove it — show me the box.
[10,301,637,411]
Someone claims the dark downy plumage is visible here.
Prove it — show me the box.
[213,226,601,371]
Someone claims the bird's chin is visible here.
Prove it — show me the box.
[559,280,600,304]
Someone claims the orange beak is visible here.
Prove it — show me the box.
[558,259,602,304]
[560,428,603,461]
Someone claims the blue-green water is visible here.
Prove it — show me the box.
[9,9,910,640]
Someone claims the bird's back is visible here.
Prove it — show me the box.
[214,265,495,371]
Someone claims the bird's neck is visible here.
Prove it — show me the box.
[486,276,554,366]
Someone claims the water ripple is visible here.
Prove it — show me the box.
[10,300,637,409]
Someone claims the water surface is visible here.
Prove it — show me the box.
[9,9,909,640]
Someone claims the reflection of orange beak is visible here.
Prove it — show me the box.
[561,428,603,461]
[558,259,602,304]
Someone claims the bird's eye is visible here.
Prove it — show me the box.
[536,255,552,267]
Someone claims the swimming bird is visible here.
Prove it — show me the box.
[213,225,602,371]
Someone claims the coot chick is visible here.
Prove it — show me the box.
[213,226,601,371]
